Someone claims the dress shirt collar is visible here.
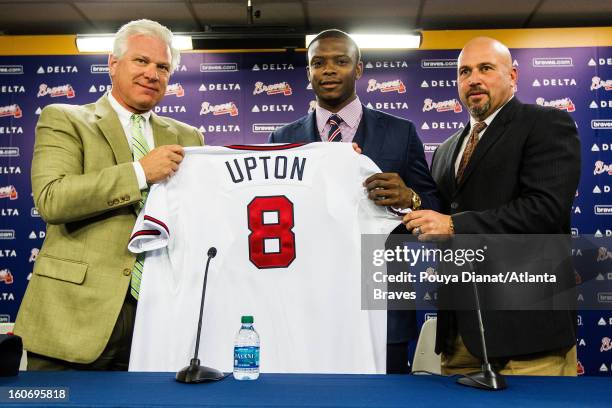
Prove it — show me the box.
[316,96,362,135]
[107,92,152,128]
[469,95,514,131]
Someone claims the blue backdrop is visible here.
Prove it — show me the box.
[0,47,610,376]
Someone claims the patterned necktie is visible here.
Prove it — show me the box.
[327,114,343,142]
[456,121,487,183]
[130,114,149,300]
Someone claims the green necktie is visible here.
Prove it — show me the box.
[130,114,149,300]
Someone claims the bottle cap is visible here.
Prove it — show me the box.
[241,315,254,324]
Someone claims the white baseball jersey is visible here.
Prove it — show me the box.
[128,142,401,374]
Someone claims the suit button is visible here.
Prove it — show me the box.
[113,198,120,205]
[451,202,459,210]
[107,200,113,206]
[125,195,130,200]
[123,268,131,276]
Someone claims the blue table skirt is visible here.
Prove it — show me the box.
[0,372,610,407]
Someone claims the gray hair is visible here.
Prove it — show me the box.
[112,19,180,73]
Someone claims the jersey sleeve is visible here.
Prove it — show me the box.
[128,183,172,253]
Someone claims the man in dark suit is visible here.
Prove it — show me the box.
[403,37,580,375]
[269,29,439,373]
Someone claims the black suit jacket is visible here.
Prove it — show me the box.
[270,105,440,347]
[430,97,580,358]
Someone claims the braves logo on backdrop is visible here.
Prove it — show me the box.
[594,161,612,175]
[535,97,575,112]
[601,337,612,352]
[423,98,462,113]
[0,185,18,200]
[0,269,13,285]
[165,83,185,97]
[590,76,612,91]
[200,101,239,117]
[366,79,406,93]
[37,83,75,98]
[597,247,612,262]
[253,81,292,96]
[0,104,22,118]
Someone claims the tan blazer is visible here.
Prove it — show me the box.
[14,95,203,363]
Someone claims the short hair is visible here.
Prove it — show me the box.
[112,19,180,73]
[307,29,361,63]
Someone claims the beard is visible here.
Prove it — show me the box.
[467,98,491,120]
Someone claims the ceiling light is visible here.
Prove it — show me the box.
[75,35,193,53]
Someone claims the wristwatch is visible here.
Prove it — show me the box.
[410,190,422,210]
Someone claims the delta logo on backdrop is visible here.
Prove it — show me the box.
[200,83,241,92]
[0,85,25,94]
[36,65,78,74]
[364,60,410,69]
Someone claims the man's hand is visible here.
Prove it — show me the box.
[364,173,413,208]
[352,142,362,154]
[140,144,185,184]
[403,210,453,240]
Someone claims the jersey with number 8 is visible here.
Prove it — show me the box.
[128,143,401,374]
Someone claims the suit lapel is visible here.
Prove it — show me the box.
[449,126,470,189]
[304,111,320,142]
[356,106,385,160]
[150,113,178,147]
[94,96,133,164]
[456,98,519,191]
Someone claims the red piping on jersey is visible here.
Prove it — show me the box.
[129,229,161,242]
[225,143,306,151]
[144,215,169,235]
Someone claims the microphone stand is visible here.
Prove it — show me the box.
[456,260,507,390]
[176,247,225,383]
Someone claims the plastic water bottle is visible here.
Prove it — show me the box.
[233,315,260,380]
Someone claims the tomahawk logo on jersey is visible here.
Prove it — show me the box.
[128,142,401,374]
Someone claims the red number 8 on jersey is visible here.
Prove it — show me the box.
[247,196,296,269]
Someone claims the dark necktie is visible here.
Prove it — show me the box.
[456,121,487,183]
[327,114,343,142]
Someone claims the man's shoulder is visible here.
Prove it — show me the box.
[270,114,312,142]
[276,114,310,132]
[40,101,96,117]
[508,98,570,122]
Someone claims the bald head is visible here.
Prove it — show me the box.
[457,37,517,120]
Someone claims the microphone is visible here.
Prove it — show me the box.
[176,247,225,383]
[456,260,507,391]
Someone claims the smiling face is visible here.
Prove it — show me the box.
[307,36,363,112]
[109,34,172,113]
[457,37,517,121]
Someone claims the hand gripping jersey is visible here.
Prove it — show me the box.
[128,142,401,373]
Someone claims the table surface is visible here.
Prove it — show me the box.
[0,372,610,407]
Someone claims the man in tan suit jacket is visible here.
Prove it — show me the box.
[14,19,203,370]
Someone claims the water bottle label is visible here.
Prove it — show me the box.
[234,346,260,369]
